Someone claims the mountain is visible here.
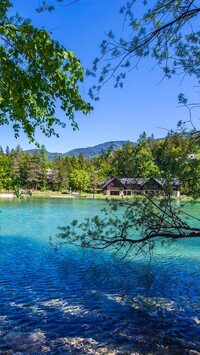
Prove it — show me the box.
[26,140,134,160]
[65,141,133,158]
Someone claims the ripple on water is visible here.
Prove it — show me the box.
[0,198,200,354]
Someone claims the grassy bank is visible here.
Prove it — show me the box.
[0,189,194,201]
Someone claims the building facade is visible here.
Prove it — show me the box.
[101,177,180,197]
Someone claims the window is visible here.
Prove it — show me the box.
[110,191,120,196]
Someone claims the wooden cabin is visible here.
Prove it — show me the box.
[101,177,180,196]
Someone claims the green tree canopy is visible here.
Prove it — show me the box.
[69,169,90,194]
[0,1,92,144]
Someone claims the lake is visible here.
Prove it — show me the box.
[0,197,200,354]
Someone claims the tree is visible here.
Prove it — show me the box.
[56,195,200,259]
[96,145,116,178]
[35,0,80,13]
[38,145,49,190]
[132,147,160,178]
[49,155,69,190]
[26,150,42,190]
[154,133,191,177]
[10,146,23,186]
[112,141,134,177]
[88,0,200,111]
[111,139,160,178]
[68,169,90,194]
[78,152,86,170]
[89,169,104,198]
[70,154,79,170]
[0,154,12,190]
[18,152,32,188]
[49,163,61,191]
[2,1,200,257]
[153,132,200,196]
[55,0,200,258]
[55,130,200,258]
[0,1,92,144]
[59,0,200,255]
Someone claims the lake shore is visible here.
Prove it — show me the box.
[0,190,193,201]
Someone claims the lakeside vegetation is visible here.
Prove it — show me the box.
[1,131,200,198]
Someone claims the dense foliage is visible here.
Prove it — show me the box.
[1,133,200,196]
[0,1,92,144]
[1,1,200,256]
[49,132,200,256]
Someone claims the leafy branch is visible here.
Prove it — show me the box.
[36,0,79,13]
[0,1,92,144]
[87,0,200,99]
[54,191,200,259]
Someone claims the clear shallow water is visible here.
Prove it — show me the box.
[0,197,200,354]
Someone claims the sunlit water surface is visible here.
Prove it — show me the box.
[0,197,200,354]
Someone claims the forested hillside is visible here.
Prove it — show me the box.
[26,141,133,160]
[0,133,199,195]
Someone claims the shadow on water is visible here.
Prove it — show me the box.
[0,235,200,354]
[0,197,200,354]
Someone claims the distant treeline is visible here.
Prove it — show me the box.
[1,132,200,195]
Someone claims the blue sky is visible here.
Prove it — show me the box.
[1,0,199,153]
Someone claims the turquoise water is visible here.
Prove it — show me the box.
[0,197,200,354]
